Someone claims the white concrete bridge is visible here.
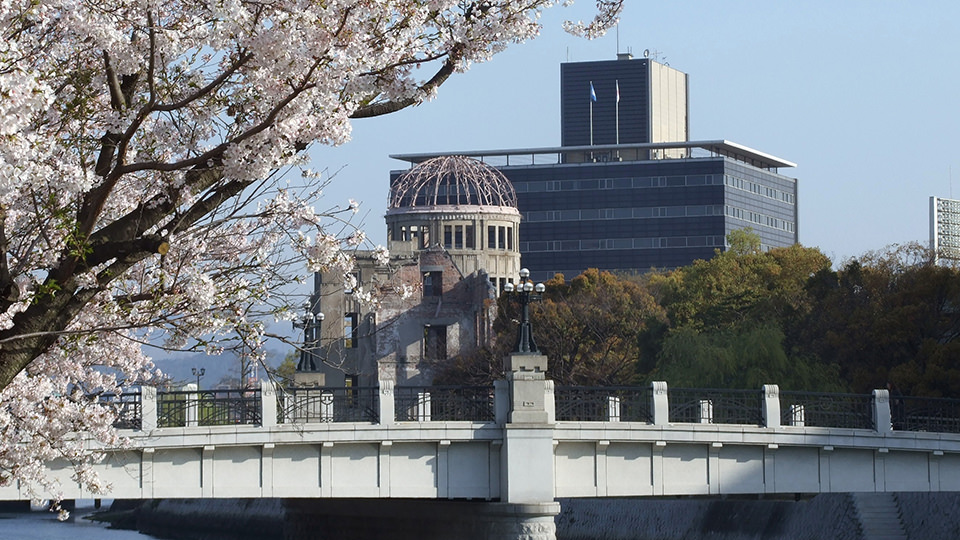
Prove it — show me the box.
[6,353,960,539]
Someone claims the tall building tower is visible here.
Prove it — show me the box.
[560,54,688,148]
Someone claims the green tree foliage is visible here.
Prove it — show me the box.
[651,230,831,331]
[274,352,299,385]
[652,324,843,391]
[646,230,836,390]
[799,243,960,396]
[433,268,667,386]
[437,235,960,397]
[533,269,667,385]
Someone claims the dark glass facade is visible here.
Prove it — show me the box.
[500,155,797,282]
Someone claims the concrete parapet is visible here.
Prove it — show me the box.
[260,380,277,428]
[379,379,395,425]
[140,386,157,431]
[873,388,892,433]
[651,381,669,425]
[763,384,781,428]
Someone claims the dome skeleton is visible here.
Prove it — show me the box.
[390,156,518,209]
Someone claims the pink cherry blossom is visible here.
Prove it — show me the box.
[0,0,621,500]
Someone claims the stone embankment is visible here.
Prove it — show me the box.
[117,493,960,540]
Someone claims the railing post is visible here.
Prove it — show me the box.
[320,392,334,422]
[607,396,621,422]
[379,381,395,426]
[788,404,805,426]
[416,391,432,421]
[141,386,157,431]
[261,380,277,428]
[762,384,780,428]
[184,383,198,427]
[651,381,669,425]
[699,399,713,423]
[873,388,892,433]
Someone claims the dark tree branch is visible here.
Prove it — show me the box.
[350,43,464,119]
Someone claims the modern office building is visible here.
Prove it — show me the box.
[392,141,798,282]
[931,196,960,265]
[390,55,798,282]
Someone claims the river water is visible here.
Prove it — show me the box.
[0,501,157,540]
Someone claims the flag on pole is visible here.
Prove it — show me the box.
[590,81,597,102]
[615,80,620,147]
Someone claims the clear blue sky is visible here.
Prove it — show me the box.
[309,1,960,265]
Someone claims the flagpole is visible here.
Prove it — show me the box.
[589,81,595,160]
[615,79,620,159]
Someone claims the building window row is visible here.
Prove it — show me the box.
[443,224,476,249]
[520,235,726,253]
[392,223,515,251]
[724,175,795,205]
[513,174,724,193]
[524,205,724,223]
[486,225,514,250]
[725,205,796,233]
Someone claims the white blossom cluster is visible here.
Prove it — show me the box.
[0,0,620,501]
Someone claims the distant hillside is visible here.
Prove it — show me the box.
[150,348,291,389]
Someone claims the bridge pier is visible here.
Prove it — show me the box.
[281,499,560,540]
[479,502,561,540]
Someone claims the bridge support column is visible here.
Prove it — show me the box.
[502,353,555,505]
[479,502,561,540]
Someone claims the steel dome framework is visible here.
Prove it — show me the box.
[389,155,518,210]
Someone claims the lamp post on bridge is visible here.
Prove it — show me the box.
[191,367,205,390]
[293,302,324,372]
[502,268,546,354]
[499,267,557,515]
[292,300,326,386]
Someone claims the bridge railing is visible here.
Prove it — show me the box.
[107,380,960,436]
[897,395,960,433]
[98,391,142,430]
[279,386,379,423]
[554,386,653,422]
[157,388,262,427]
[668,387,764,426]
[779,391,873,429]
[394,386,496,422]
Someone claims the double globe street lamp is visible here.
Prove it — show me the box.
[293,302,324,372]
[503,268,546,354]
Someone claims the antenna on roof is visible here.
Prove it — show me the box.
[616,23,620,56]
[643,48,667,65]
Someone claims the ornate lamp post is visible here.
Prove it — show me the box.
[293,302,324,372]
[191,367,205,390]
[503,268,546,354]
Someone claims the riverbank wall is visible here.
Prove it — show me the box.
[127,493,960,539]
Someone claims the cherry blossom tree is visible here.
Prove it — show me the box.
[0,0,621,501]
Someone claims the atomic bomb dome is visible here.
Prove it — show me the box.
[386,155,521,291]
[388,155,518,210]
